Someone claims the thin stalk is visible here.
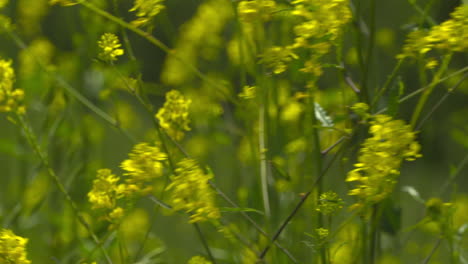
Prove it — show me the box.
[369,204,380,264]
[257,131,352,261]
[259,104,271,218]
[351,0,369,103]
[258,191,312,261]
[377,64,467,115]
[416,73,468,130]
[3,27,136,143]
[115,69,297,262]
[76,0,236,103]
[208,181,298,263]
[410,53,452,128]
[422,238,442,264]
[407,0,437,27]
[438,152,468,197]
[363,0,377,107]
[371,59,404,108]
[361,219,369,264]
[15,114,112,264]
[310,96,325,263]
[194,223,216,264]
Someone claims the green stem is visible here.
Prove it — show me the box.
[76,0,236,103]
[194,223,217,264]
[259,104,271,218]
[410,53,452,128]
[372,59,404,108]
[369,205,379,264]
[310,97,325,263]
[15,114,112,264]
[363,0,377,107]
[3,27,136,143]
[422,238,442,264]
[376,65,468,114]
[361,219,369,264]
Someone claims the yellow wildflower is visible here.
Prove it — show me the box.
[315,227,329,240]
[88,169,123,210]
[238,85,257,100]
[0,59,26,114]
[120,142,167,195]
[188,256,212,264]
[316,191,344,215]
[398,5,468,59]
[129,0,165,27]
[237,0,277,22]
[0,229,31,264]
[156,90,191,141]
[346,115,422,211]
[259,46,298,74]
[167,158,220,223]
[97,33,124,62]
[49,0,77,6]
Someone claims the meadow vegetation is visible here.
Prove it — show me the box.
[0,0,467,263]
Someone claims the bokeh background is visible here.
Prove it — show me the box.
[0,0,467,263]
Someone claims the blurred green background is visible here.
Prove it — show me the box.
[0,0,467,263]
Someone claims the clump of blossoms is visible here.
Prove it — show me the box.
[49,0,77,6]
[237,0,277,22]
[398,5,468,59]
[238,85,257,100]
[129,0,165,27]
[254,0,351,84]
[120,142,168,196]
[188,256,212,264]
[258,46,298,75]
[97,33,124,62]
[88,142,167,224]
[156,90,191,141]
[167,158,220,223]
[0,59,26,114]
[0,229,31,264]
[88,169,125,223]
[346,113,422,211]
[316,191,344,215]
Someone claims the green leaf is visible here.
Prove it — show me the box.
[220,207,264,215]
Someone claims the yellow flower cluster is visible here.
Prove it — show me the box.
[188,256,212,264]
[0,229,31,264]
[258,46,298,75]
[88,142,167,223]
[237,0,277,22]
[49,0,77,6]
[291,0,352,46]
[88,169,122,210]
[97,33,124,62]
[346,114,422,211]
[238,85,257,100]
[398,5,468,59]
[316,191,344,215]
[120,142,168,195]
[87,169,125,222]
[156,90,191,141]
[0,59,26,114]
[257,0,351,79]
[167,158,220,223]
[129,0,165,27]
